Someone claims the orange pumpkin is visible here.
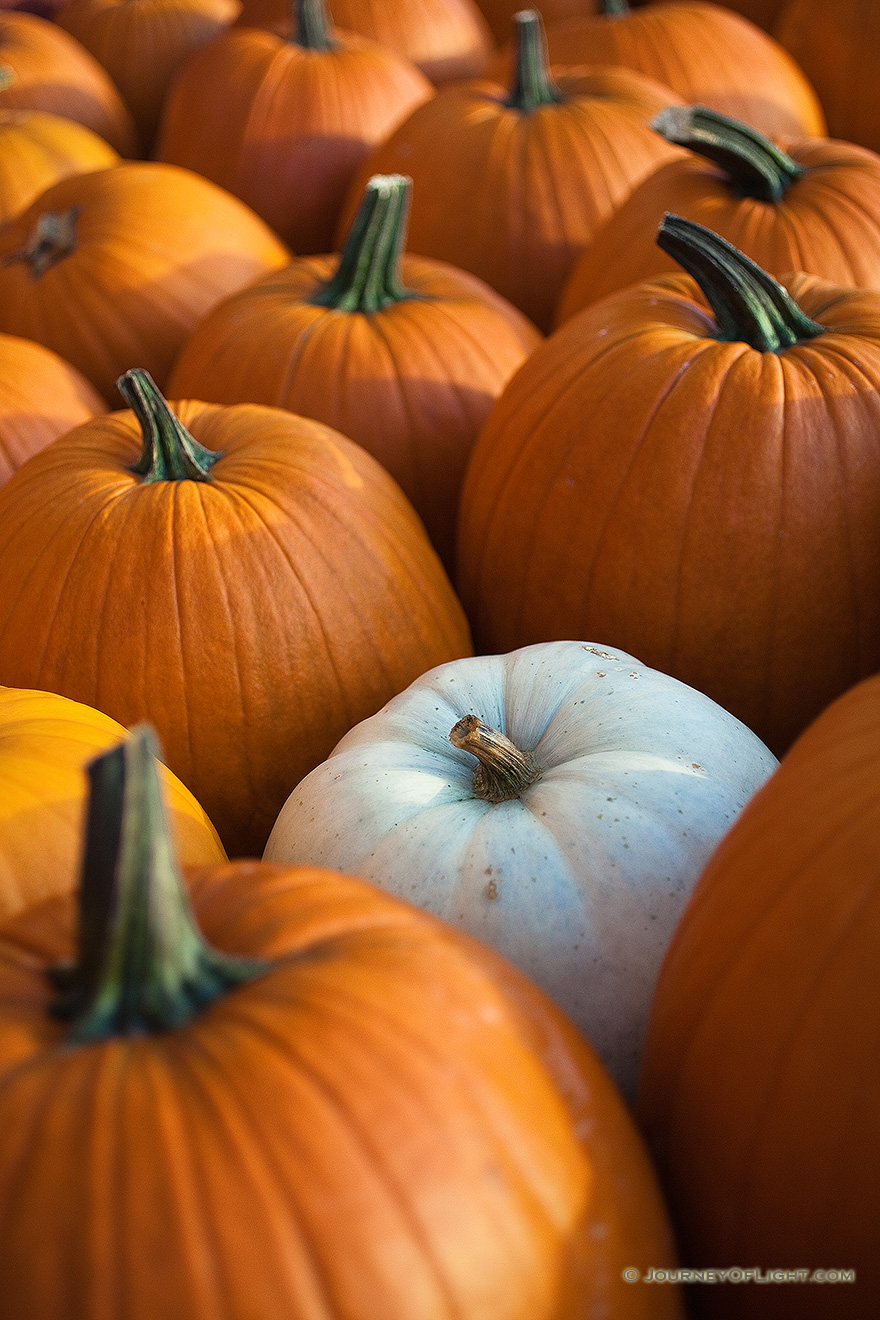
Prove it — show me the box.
[0,686,224,920]
[497,0,826,141]
[0,108,118,221]
[0,161,291,402]
[0,332,106,486]
[556,106,880,324]
[0,9,137,155]
[155,0,432,253]
[456,217,880,756]
[0,724,684,1319]
[168,173,542,571]
[637,670,880,1317]
[54,0,241,156]
[0,368,471,858]
[338,11,686,332]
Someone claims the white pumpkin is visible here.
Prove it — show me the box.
[265,640,777,1099]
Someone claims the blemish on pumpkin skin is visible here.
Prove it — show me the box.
[485,879,499,900]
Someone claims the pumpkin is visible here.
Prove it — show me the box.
[0,9,137,155]
[0,724,685,1318]
[338,11,686,332]
[637,670,880,1318]
[0,331,106,487]
[0,107,118,221]
[496,0,826,141]
[0,368,471,859]
[775,0,880,158]
[155,0,432,254]
[456,217,880,757]
[54,0,241,156]
[234,0,494,86]
[0,161,291,403]
[168,173,542,572]
[265,638,777,1100]
[556,106,880,324]
[0,686,225,920]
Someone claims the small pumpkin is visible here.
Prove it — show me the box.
[0,685,225,920]
[168,173,542,571]
[0,160,291,402]
[637,669,880,1317]
[556,105,880,324]
[0,368,471,859]
[264,638,777,1100]
[0,725,685,1318]
[338,10,686,331]
[0,107,118,221]
[457,217,880,756]
[155,0,432,253]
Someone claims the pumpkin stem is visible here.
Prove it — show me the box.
[310,174,418,313]
[119,367,222,483]
[656,213,825,352]
[651,105,805,203]
[50,727,270,1043]
[506,11,562,112]
[293,0,336,50]
[2,205,80,278]
[450,715,541,803]
[600,0,630,14]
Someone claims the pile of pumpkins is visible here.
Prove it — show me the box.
[0,0,876,1315]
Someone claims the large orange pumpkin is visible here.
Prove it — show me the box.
[0,161,291,402]
[155,0,432,253]
[0,686,224,920]
[456,217,880,756]
[0,369,471,859]
[168,173,542,571]
[556,106,880,323]
[637,670,880,1317]
[338,10,685,331]
[0,725,684,1318]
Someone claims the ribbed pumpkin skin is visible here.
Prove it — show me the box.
[54,0,241,156]
[0,686,225,920]
[0,400,472,858]
[0,108,118,221]
[556,135,880,324]
[0,162,291,404]
[456,273,880,757]
[0,10,137,155]
[234,0,494,86]
[775,0,880,156]
[523,1,826,140]
[338,66,685,332]
[0,859,682,1320]
[155,24,432,254]
[0,332,106,486]
[637,672,880,1317]
[167,253,542,571]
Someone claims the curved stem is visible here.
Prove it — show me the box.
[651,105,804,203]
[293,0,335,49]
[450,715,541,803]
[310,175,416,313]
[119,368,222,483]
[656,213,825,352]
[51,728,270,1043]
[505,11,562,112]
[2,206,80,278]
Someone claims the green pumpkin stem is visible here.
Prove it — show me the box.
[2,205,80,278]
[119,367,222,483]
[651,105,805,203]
[656,213,825,352]
[600,0,630,14]
[51,727,270,1043]
[450,715,541,803]
[506,11,562,112]
[294,0,335,50]
[310,174,417,313]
